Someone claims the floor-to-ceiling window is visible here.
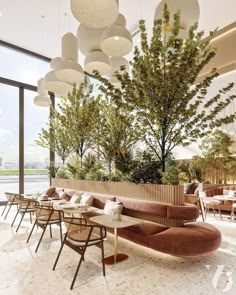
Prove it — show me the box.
[0,43,51,202]
[0,84,19,201]
[24,89,50,194]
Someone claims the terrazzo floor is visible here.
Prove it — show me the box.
[0,208,236,295]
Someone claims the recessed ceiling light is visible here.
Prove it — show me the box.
[0,12,2,17]
[114,36,119,41]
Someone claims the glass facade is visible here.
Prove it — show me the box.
[0,46,49,85]
[24,89,50,194]
[0,45,51,202]
[0,84,19,201]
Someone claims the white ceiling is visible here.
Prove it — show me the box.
[0,0,236,60]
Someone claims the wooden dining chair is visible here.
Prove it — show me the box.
[11,196,36,232]
[53,217,107,290]
[27,205,63,252]
[1,192,19,220]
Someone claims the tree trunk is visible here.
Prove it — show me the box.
[161,154,166,173]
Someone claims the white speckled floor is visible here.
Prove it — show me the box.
[0,209,236,295]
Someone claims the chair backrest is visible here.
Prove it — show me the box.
[63,217,106,243]
[4,192,18,202]
[34,205,62,223]
[15,196,36,208]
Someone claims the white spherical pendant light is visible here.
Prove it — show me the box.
[34,95,51,107]
[154,0,200,38]
[109,76,122,89]
[111,56,130,74]
[77,24,105,55]
[34,78,51,107]
[55,33,84,86]
[101,13,133,56]
[71,0,118,28]
[84,51,111,76]
[45,71,73,96]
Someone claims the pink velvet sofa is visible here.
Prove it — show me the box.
[203,185,236,212]
[46,187,222,257]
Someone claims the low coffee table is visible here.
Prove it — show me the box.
[90,214,143,264]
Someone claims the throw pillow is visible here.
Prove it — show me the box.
[61,192,71,201]
[58,191,65,198]
[228,190,236,197]
[223,189,229,195]
[104,200,123,216]
[70,194,81,204]
[80,192,94,207]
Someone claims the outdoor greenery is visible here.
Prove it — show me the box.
[36,5,236,185]
[178,130,236,184]
[0,169,48,176]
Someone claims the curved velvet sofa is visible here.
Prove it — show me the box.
[46,187,222,257]
[203,185,236,212]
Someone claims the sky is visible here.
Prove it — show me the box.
[0,46,50,164]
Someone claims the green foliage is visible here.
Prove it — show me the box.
[96,102,140,173]
[56,153,104,181]
[57,84,100,165]
[129,151,162,184]
[178,156,205,182]
[95,4,236,173]
[200,130,233,159]
[162,165,180,185]
[36,108,72,164]
[47,161,59,178]
[0,169,47,176]
[224,159,236,180]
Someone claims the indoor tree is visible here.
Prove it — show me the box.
[96,102,140,173]
[57,83,100,167]
[36,108,72,165]
[95,4,236,173]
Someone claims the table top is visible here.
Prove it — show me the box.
[213,195,236,201]
[90,214,143,229]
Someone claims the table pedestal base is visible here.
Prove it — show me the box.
[103,253,128,265]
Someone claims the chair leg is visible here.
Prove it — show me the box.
[27,220,37,243]
[205,206,208,220]
[1,202,8,217]
[5,202,14,220]
[70,248,86,290]
[53,239,66,271]
[35,225,47,253]
[30,212,32,224]
[11,207,20,227]
[59,222,63,243]
[218,207,222,221]
[101,240,105,277]
[16,211,26,232]
[230,206,235,222]
[50,225,52,238]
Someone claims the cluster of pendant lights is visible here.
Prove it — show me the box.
[34,0,132,107]
[34,0,200,107]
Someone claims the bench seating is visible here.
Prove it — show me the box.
[203,185,236,212]
[46,186,222,256]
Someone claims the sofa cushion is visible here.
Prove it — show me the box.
[92,195,116,209]
[104,200,123,215]
[44,187,56,197]
[70,194,81,204]
[167,205,199,220]
[80,192,94,206]
[118,222,169,247]
[149,221,222,256]
[116,197,167,217]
